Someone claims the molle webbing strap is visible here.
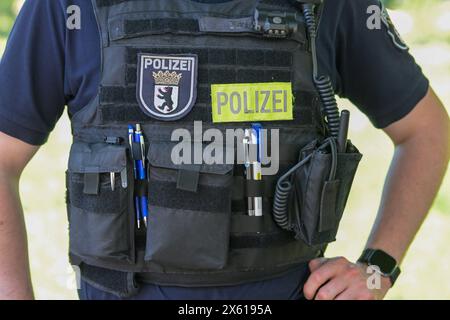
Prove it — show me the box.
[96,0,294,9]
[80,263,139,298]
[244,180,266,197]
[99,86,316,125]
[100,86,213,105]
[230,214,279,234]
[126,65,292,86]
[231,177,274,215]
[232,177,276,199]
[230,232,293,249]
[98,46,318,125]
[148,180,231,214]
[232,198,274,216]
[69,175,123,213]
[126,47,293,68]
[125,65,292,85]
[99,102,314,125]
[123,18,199,35]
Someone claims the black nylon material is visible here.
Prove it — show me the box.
[65,0,329,290]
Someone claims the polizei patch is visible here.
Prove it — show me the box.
[137,54,198,121]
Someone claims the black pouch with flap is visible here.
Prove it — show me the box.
[144,141,233,270]
[287,138,362,246]
[66,142,135,263]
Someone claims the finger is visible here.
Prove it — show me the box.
[308,258,328,272]
[315,277,349,300]
[303,257,349,300]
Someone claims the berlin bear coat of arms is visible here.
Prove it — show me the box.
[137,54,198,121]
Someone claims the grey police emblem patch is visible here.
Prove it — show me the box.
[380,2,409,51]
[137,54,198,121]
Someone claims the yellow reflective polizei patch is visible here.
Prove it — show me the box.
[211,82,293,123]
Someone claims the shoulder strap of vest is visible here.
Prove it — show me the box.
[286,0,340,139]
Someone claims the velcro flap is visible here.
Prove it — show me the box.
[68,142,127,173]
[177,166,201,192]
[83,173,100,195]
[147,141,233,175]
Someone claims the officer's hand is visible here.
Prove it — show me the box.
[303,257,391,300]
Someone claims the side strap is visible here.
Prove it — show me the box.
[230,232,297,249]
[80,263,140,298]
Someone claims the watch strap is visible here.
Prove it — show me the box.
[358,249,401,287]
[388,265,401,286]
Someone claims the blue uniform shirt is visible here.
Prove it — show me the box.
[0,0,429,299]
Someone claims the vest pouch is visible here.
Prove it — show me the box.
[66,142,134,263]
[144,141,233,270]
[334,142,363,228]
[289,139,362,246]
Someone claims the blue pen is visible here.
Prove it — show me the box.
[135,125,149,227]
[129,125,141,229]
[251,123,263,216]
[134,197,141,229]
[252,123,263,163]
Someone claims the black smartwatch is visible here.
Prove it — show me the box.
[358,249,401,286]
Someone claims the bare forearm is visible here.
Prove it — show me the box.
[0,173,34,299]
[366,132,449,263]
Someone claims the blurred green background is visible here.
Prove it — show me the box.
[0,0,449,300]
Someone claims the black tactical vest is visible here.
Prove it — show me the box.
[65,0,360,296]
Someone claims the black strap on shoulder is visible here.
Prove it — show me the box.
[110,18,201,41]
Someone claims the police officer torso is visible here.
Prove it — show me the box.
[66,0,361,296]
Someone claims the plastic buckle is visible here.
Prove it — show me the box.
[104,136,124,145]
[254,10,298,38]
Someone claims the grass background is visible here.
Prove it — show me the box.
[0,0,449,299]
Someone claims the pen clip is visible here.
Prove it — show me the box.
[120,167,128,189]
[243,131,251,167]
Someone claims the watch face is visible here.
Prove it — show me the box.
[370,250,397,275]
